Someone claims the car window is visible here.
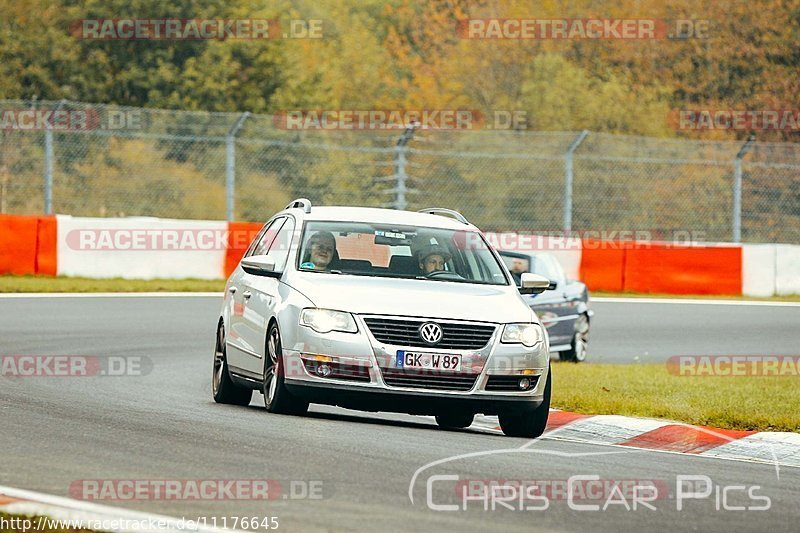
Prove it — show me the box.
[544,255,566,284]
[297,221,508,285]
[267,217,295,272]
[530,254,565,284]
[248,217,285,257]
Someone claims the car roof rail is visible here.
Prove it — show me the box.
[284,198,312,213]
[417,207,470,225]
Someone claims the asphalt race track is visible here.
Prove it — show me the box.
[2,295,799,532]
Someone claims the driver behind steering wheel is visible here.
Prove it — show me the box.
[417,244,452,275]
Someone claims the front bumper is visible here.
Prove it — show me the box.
[283,314,550,414]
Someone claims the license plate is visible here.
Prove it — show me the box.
[395,351,462,371]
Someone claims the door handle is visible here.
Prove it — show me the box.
[243,290,252,300]
[228,287,237,294]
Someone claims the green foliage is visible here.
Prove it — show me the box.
[1,0,796,140]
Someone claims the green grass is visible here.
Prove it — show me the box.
[0,275,225,293]
[550,362,800,432]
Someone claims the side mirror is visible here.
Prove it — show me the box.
[241,255,280,277]
[519,273,550,295]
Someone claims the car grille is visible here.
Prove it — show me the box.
[380,369,478,391]
[484,375,540,392]
[363,318,496,350]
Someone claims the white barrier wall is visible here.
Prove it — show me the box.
[742,243,800,297]
[775,244,800,295]
[742,244,777,297]
[56,215,227,280]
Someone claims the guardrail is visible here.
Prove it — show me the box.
[2,214,797,296]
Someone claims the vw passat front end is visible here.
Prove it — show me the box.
[213,200,553,437]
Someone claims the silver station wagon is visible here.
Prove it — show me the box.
[212,199,553,437]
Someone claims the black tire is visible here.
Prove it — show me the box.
[435,412,475,429]
[560,313,589,363]
[263,323,309,416]
[212,322,253,406]
[498,367,551,438]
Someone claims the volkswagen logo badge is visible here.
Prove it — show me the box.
[419,322,443,345]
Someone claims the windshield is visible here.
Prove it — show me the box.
[297,221,509,286]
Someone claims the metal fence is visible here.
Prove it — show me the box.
[1,99,799,243]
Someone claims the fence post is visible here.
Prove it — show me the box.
[43,99,67,215]
[392,123,418,210]
[226,112,250,221]
[564,130,589,232]
[733,135,755,243]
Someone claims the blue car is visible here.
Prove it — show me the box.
[497,250,592,362]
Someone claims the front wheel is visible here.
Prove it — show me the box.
[498,367,551,438]
[263,323,309,416]
[560,313,589,363]
[212,322,253,406]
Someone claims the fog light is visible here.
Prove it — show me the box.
[316,364,332,377]
[519,377,531,390]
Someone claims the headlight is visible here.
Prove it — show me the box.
[300,308,358,334]
[501,323,544,347]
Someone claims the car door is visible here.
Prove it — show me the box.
[238,216,296,376]
[227,217,285,372]
[527,254,575,348]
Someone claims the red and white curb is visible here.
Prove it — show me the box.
[0,485,235,533]
[473,411,800,468]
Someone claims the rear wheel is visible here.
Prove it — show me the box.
[560,313,589,363]
[435,412,475,429]
[498,367,551,438]
[263,323,309,416]
[212,322,253,406]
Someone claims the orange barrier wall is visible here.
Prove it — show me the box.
[0,214,57,276]
[578,241,626,292]
[580,242,742,295]
[36,216,58,276]
[225,222,263,277]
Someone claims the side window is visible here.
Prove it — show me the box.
[531,254,564,284]
[249,218,285,257]
[547,255,567,284]
[529,256,552,279]
[266,218,295,272]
